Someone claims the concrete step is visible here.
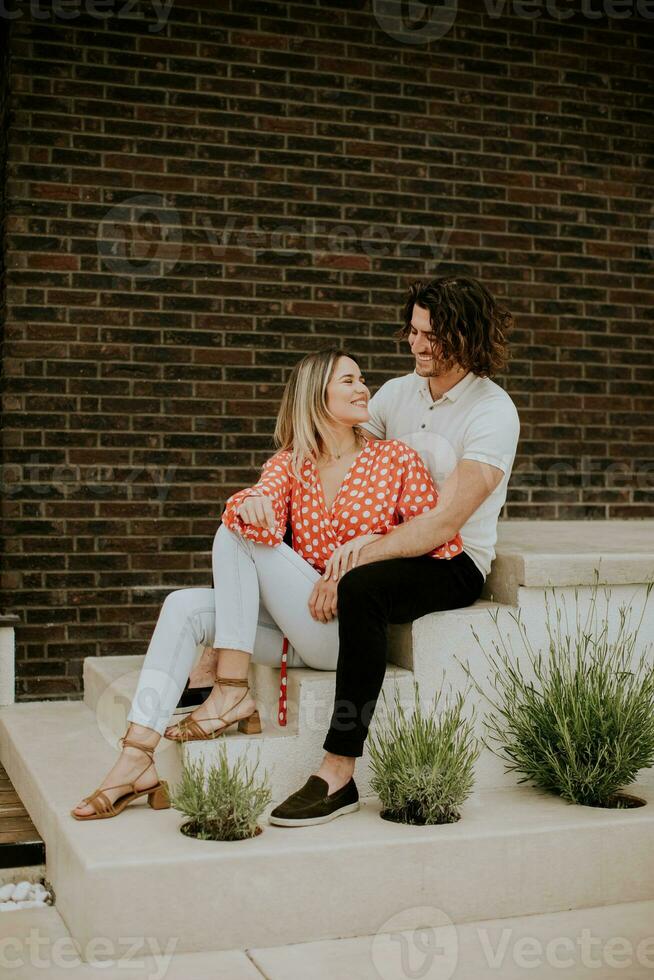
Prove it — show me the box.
[81,587,654,800]
[2,699,654,959]
[82,654,416,800]
[82,599,517,798]
[390,599,521,790]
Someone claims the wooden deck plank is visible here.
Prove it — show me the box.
[0,762,44,864]
[0,806,29,819]
[0,816,39,832]
[0,791,22,805]
[0,830,43,844]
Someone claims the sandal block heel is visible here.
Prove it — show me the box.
[168,676,262,742]
[148,781,171,810]
[238,710,262,735]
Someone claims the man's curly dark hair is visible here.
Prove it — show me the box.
[397,276,512,377]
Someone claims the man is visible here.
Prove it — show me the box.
[267,275,520,826]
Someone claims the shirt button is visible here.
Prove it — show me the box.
[421,424,426,429]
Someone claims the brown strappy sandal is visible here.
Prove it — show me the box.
[164,676,262,742]
[70,736,170,821]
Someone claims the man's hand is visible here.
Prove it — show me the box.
[308,576,339,623]
[323,533,381,581]
[236,494,276,532]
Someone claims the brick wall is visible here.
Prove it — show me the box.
[1,1,653,699]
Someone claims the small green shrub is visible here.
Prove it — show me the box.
[469,580,654,807]
[169,743,272,841]
[368,679,480,825]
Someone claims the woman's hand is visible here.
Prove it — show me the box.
[236,494,276,532]
[308,576,338,623]
[323,533,380,581]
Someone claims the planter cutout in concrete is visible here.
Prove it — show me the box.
[379,807,462,826]
[179,821,264,841]
[580,792,647,810]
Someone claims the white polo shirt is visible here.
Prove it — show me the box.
[361,370,520,579]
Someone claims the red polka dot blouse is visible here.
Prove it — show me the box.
[222,438,464,727]
[222,438,464,571]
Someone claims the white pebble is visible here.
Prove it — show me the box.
[11,882,31,902]
[0,884,14,901]
[0,902,18,911]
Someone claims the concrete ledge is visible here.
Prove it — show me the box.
[486,520,654,603]
[3,699,654,956]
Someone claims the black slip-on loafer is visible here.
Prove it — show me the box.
[268,774,360,827]
[173,681,213,716]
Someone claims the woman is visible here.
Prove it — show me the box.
[71,349,462,820]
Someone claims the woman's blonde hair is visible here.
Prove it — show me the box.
[274,348,365,479]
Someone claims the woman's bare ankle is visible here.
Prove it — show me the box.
[188,646,218,687]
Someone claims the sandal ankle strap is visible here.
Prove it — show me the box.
[120,736,156,767]
[92,735,157,795]
[215,676,249,687]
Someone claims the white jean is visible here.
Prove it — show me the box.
[127,525,339,734]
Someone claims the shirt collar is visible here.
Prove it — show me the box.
[413,369,476,403]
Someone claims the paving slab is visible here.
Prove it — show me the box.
[251,899,654,980]
[0,905,264,979]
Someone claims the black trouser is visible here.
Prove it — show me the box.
[322,552,485,758]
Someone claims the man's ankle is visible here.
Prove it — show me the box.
[322,753,355,772]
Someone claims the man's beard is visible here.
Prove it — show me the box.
[415,356,445,378]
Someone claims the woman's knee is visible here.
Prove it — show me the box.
[162,587,204,612]
[213,522,230,549]
[213,522,250,561]
[161,588,215,634]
